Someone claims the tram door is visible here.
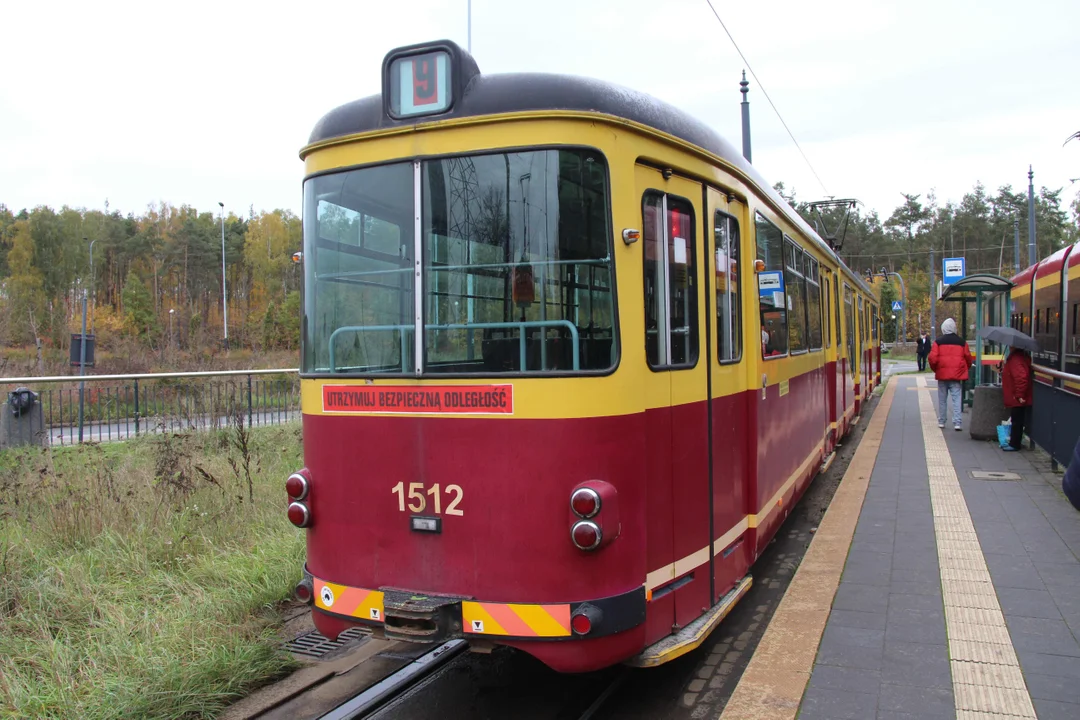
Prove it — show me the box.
[637,166,712,636]
[705,187,752,601]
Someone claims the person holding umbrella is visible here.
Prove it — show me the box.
[981,324,1040,451]
[999,347,1033,451]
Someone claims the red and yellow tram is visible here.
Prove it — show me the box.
[1010,242,1080,391]
[286,40,879,673]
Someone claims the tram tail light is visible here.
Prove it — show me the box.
[288,502,311,528]
[571,521,602,550]
[568,481,619,551]
[570,487,600,518]
[286,470,310,501]
[571,604,602,635]
[294,578,314,604]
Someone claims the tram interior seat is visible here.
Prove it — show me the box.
[479,326,612,372]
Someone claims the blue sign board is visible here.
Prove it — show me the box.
[943,257,965,286]
[891,300,903,312]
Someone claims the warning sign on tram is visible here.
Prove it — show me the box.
[322,385,513,415]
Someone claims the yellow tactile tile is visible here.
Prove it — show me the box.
[950,639,1020,666]
[914,376,1037,718]
[951,661,1028,690]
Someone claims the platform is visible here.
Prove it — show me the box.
[721,374,1080,720]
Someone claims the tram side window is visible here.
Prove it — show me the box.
[844,285,855,374]
[785,239,808,353]
[858,298,865,351]
[714,211,741,363]
[755,213,787,357]
[807,258,823,351]
[644,194,698,368]
[823,276,832,348]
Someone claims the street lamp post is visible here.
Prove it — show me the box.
[219,202,228,349]
[169,308,175,348]
[84,237,97,332]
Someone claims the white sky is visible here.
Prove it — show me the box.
[2,0,1079,222]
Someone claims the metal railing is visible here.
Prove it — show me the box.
[0,368,299,446]
[1031,366,1080,470]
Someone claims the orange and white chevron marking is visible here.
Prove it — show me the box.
[314,578,385,623]
[461,601,571,637]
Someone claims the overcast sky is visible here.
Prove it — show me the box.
[3,0,1078,223]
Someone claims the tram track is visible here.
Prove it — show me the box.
[317,640,468,720]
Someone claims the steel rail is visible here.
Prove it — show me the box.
[317,639,467,720]
[1034,365,1080,383]
[0,368,297,385]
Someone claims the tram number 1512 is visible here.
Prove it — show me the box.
[391,482,464,516]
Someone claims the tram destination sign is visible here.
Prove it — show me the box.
[322,384,513,415]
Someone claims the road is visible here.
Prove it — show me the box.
[35,408,300,446]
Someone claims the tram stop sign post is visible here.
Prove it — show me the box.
[943,257,966,286]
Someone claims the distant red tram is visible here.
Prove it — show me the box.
[287,41,879,673]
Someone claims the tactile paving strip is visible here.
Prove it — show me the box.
[915,376,1036,718]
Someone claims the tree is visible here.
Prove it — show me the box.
[121,271,159,340]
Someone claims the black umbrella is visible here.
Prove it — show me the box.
[981,325,1039,353]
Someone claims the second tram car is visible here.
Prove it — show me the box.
[287,40,879,673]
[1011,242,1080,391]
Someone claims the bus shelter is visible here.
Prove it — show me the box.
[939,273,1013,406]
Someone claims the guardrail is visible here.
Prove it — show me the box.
[0,368,299,446]
[1031,366,1080,470]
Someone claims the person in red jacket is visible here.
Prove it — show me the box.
[928,318,974,430]
[1000,347,1032,451]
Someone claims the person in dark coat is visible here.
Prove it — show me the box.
[916,332,932,371]
[1063,436,1080,511]
[999,348,1032,451]
[928,318,973,430]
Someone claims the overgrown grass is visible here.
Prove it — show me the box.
[0,420,305,719]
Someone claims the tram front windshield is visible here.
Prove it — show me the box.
[302,149,616,375]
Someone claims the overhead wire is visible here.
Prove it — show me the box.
[703,0,829,196]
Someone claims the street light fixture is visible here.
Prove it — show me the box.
[219,202,228,349]
[169,308,175,348]
[84,236,97,332]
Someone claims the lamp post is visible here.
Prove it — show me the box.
[219,202,228,349]
[84,237,97,332]
[169,308,175,348]
[892,313,898,345]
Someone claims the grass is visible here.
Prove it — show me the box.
[883,352,918,363]
[0,419,305,719]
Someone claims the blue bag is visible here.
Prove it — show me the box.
[997,424,1011,450]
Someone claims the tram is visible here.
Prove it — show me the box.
[286,40,879,673]
[1010,242,1080,390]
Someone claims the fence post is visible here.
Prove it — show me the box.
[247,374,253,429]
[134,379,140,436]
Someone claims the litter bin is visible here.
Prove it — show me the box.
[1,387,46,448]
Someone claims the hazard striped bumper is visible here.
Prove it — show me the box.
[307,570,645,642]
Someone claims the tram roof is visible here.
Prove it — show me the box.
[305,40,872,296]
